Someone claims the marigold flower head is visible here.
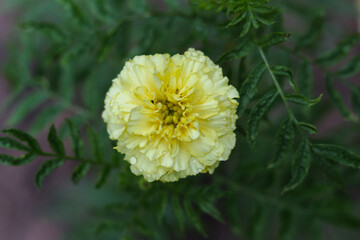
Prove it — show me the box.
[102,48,239,182]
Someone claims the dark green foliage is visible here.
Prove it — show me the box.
[216,37,254,63]
[271,65,299,93]
[336,55,360,78]
[95,220,124,236]
[66,119,83,158]
[325,75,354,120]
[225,0,279,36]
[30,105,64,134]
[170,195,185,231]
[268,117,294,168]
[351,87,360,117]
[285,94,322,107]
[238,63,266,116]
[48,125,65,156]
[282,140,311,193]
[96,21,127,62]
[317,34,360,66]
[0,153,36,166]
[156,192,168,224]
[297,59,313,98]
[87,125,103,162]
[95,166,111,189]
[278,211,295,240]
[248,206,266,240]
[1,125,115,190]
[6,91,48,127]
[71,163,91,184]
[197,197,224,223]
[35,158,65,188]
[312,144,360,169]
[184,198,207,237]
[247,89,278,147]
[318,157,344,188]
[258,32,290,48]
[298,122,318,134]
[19,21,66,42]
[0,137,30,151]
[295,13,324,51]
[2,129,41,152]
[57,0,87,26]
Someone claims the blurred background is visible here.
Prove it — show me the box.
[1,0,360,239]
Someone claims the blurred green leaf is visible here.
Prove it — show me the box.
[58,64,74,101]
[258,32,290,48]
[35,158,65,188]
[286,94,322,107]
[71,162,90,184]
[282,140,311,193]
[91,0,109,19]
[2,129,41,152]
[163,0,181,10]
[298,122,318,134]
[268,117,294,168]
[297,59,313,98]
[83,77,103,113]
[240,19,252,37]
[325,74,354,120]
[127,0,148,14]
[312,144,360,169]
[184,198,207,237]
[238,63,266,116]
[319,210,360,229]
[171,195,185,231]
[248,206,266,240]
[216,37,254,63]
[95,166,111,189]
[318,158,343,188]
[295,13,324,51]
[197,197,224,223]
[351,87,360,117]
[279,211,296,240]
[0,153,36,166]
[95,220,124,235]
[133,218,153,236]
[157,192,168,224]
[6,91,48,127]
[66,119,83,158]
[336,55,360,78]
[30,105,64,134]
[48,125,65,156]
[57,0,87,25]
[271,65,299,94]
[19,21,66,42]
[0,137,30,151]
[87,125,103,162]
[247,89,278,148]
[317,34,360,66]
[96,21,125,62]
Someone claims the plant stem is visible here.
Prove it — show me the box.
[258,47,298,125]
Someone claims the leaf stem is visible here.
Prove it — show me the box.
[258,47,298,125]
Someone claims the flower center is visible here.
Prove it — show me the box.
[159,100,184,125]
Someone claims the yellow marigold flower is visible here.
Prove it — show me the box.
[102,48,239,182]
